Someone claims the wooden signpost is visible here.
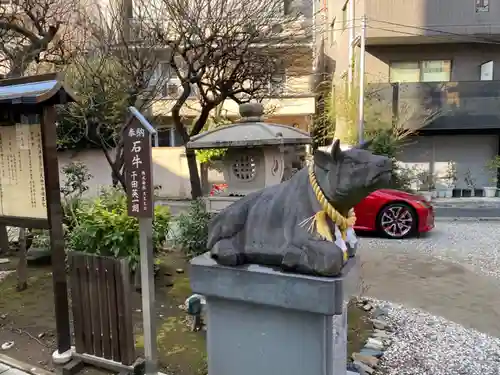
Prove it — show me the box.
[0,73,77,363]
[123,106,158,375]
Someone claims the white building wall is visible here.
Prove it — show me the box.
[58,147,224,199]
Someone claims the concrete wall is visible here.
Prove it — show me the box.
[398,134,498,189]
[58,147,224,199]
[322,0,500,83]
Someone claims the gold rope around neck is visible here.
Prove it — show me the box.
[302,166,356,261]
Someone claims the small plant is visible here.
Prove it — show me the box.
[485,156,500,185]
[392,164,419,193]
[30,229,50,250]
[174,199,212,258]
[67,188,171,270]
[416,170,436,191]
[444,161,457,188]
[464,169,476,190]
[61,162,93,198]
[61,162,93,231]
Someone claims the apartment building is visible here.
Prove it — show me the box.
[143,0,317,147]
[321,0,500,194]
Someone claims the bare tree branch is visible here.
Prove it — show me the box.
[0,0,81,76]
[145,0,312,197]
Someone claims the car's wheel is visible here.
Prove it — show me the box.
[377,203,417,239]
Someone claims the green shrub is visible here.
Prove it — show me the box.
[175,199,212,258]
[366,129,415,192]
[67,188,171,270]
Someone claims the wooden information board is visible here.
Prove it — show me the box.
[0,116,47,219]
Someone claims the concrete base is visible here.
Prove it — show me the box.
[203,196,238,213]
[190,252,359,375]
[52,348,74,365]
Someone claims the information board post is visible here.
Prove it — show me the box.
[41,106,72,357]
[0,73,78,364]
[123,107,158,375]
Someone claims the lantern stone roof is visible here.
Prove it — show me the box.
[186,103,312,150]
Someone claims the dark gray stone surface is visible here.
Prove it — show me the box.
[190,252,359,315]
[207,140,392,276]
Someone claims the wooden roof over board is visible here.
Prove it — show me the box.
[0,73,78,106]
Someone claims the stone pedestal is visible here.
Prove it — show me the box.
[190,253,359,375]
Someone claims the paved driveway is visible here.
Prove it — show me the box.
[357,221,500,337]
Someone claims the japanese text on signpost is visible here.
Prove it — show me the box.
[124,119,153,218]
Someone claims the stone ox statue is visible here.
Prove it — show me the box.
[207,139,393,277]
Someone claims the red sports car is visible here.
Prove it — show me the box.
[209,184,434,239]
[354,189,435,239]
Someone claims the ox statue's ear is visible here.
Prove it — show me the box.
[358,139,373,150]
[331,139,343,161]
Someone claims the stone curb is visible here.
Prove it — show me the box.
[347,299,394,375]
[0,354,54,375]
[435,217,500,222]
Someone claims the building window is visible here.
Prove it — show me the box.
[389,62,420,82]
[480,61,494,81]
[421,60,451,82]
[151,62,199,98]
[269,73,286,95]
[476,0,489,12]
[389,60,451,83]
[157,127,184,147]
[269,60,286,95]
[341,2,348,31]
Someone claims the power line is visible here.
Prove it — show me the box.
[315,17,500,46]
[366,25,500,46]
[369,18,500,45]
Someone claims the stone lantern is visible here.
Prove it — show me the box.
[186,103,312,212]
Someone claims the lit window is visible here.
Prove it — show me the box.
[389,62,420,83]
[421,60,451,82]
[389,61,451,83]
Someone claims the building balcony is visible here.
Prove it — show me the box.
[152,94,315,119]
[365,0,500,45]
[367,81,500,131]
[151,73,315,119]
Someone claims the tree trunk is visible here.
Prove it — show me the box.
[185,148,202,199]
[200,163,210,195]
[0,225,9,254]
[16,228,28,291]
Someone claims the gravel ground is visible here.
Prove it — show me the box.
[361,221,500,279]
[357,221,500,337]
[372,300,500,375]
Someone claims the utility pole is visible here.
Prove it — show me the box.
[357,14,367,144]
[347,0,355,96]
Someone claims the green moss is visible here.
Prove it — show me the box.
[169,275,192,300]
[136,314,206,374]
[346,301,372,358]
[0,270,53,310]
